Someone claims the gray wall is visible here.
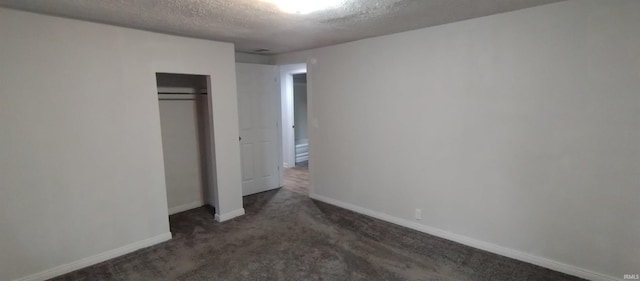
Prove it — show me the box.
[159,98,205,213]
[275,1,640,279]
[0,8,244,281]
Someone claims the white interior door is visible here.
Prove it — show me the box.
[236,63,281,196]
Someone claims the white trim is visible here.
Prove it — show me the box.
[214,208,245,222]
[13,233,172,281]
[309,193,619,281]
[168,201,204,215]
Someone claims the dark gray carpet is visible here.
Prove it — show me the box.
[51,188,583,281]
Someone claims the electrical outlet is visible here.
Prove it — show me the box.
[415,209,422,220]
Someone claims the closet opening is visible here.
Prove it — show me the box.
[156,73,216,233]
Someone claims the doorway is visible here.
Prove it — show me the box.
[292,73,308,167]
[279,63,308,169]
[156,73,213,218]
[279,64,310,195]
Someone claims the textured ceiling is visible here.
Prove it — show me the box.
[0,0,564,54]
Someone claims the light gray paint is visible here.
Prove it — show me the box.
[0,8,244,281]
[0,0,563,54]
[159,99,205,213]
[277,0,640,279]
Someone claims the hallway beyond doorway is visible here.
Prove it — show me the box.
[283,162,308,195]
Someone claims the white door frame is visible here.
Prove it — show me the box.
[279,64,307,169]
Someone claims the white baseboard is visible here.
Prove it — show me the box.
[168,201,204,215]
[214,208,245,222]
[309,193,619,281]
[13,232,172,281]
